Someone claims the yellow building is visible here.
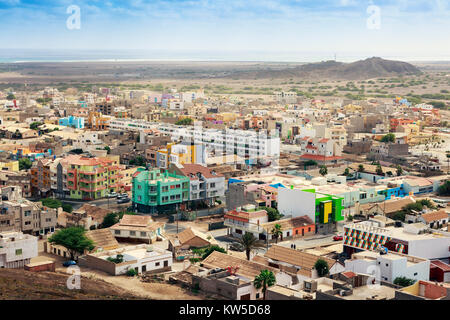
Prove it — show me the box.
[0,160,19,172]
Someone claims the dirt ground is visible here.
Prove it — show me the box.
[31,249,207,300]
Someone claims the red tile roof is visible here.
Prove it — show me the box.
[179,164,223,180]
[299,154,343,161]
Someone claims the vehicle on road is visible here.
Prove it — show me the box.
[333,235,343,241]
[117,197,130,204]
[117,193,129,199]
[229,242,245,252]
[107,192,118,198]
[63,260,77,267]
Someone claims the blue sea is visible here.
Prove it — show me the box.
[0,49,448,63]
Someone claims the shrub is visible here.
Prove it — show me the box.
[126,269,138,277]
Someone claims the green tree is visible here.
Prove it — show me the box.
[6,93,16,100]
[393,276,416,287]
[319,165,328,176]
[396,165,403,176]
[19,158,32,170]
[239,232,259,261]
[376,165,384,176]
[381,133,395,143]
[253,270,276,300]
[62,203,73,213]
[201,245,227,260]
[304,160,318,167]
[101,213,120,228]
[437,180,450,196]
[129,156,146,166]
[104,146,111,154]
[48,227,94,261]
[261,207,282,222]
[343,168,350,176]
[30,122,43,130]
[314,259,329,277]
[271,224,282,244]
[175,118,193,126]
[358,164,365,173]
[41,198,62,209]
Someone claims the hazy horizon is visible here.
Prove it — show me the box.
[0,1,449,62]
[0,49,449,64]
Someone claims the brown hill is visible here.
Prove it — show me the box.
[0,268,139,300]
[231,57,421,80]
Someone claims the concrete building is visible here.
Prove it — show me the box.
[132,168,190,214]
[345,250,430,283]
[0,231,38,268]
[79,244,172,276]
[343,221,450,260]
[110,215,165,244]
[171,163,225,207]
[0,187,58,236]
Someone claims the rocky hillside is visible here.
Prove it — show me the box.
[0,268,139,300]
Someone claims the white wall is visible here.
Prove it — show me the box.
[278,189,316,221]
[408,237,450,260]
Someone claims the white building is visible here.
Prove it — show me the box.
[343,221,450,260]
[345,250,430,284]
[109,119,280,160]
[80,244,172,276]
[0,231,38,268]
[277,188,316,221]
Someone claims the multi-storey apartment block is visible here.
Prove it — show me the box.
[67,156,122,200]
[132,168,190,214]
[108,120,280,161]
[0,186,58,236]
[170,163,225,206]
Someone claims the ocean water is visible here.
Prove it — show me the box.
[0,49,448,63]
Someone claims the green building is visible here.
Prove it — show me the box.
[132,168,190,214]
[302,189,344,233]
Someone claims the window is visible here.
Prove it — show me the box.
[115,230,120,235]
[155,262,160,267]
[138,185,142,190]
[130,231,136,236]
[210,183,215,188]
[15,249,22,255]
[256,293,260,299]
[414,272,418,276]
[140,232,146,237]
[385,263,389,267]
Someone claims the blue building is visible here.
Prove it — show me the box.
[59,116,85,129]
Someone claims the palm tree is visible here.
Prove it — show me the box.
[239,232,260,261]
[253,269,276,300]
[271,224,282,244]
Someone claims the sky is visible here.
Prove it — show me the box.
[0,0,449,61]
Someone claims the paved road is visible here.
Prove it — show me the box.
[164,222,186,235]
[277,234,338,250]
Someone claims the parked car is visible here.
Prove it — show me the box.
[117,193,129,199]
[107,192,118,198]
[229,242,245,252]
[117,197,130,204]
[333,235,343,241]
[63,260,77,267]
